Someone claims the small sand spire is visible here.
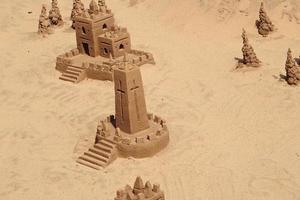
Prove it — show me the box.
[48,0,64,26]
[89,0,99,14]
[237,29,261,68]
[38,5,52,36]
[285,48,300,85]
[256,2,275,37]
[70,0,85,28]
[133,176,144,194]
[241,28,248,44]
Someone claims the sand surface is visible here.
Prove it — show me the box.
[1,0,300,199]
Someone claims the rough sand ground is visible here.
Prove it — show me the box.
[0,0,300,199]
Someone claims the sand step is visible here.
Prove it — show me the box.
[79,154,107,166]
[99,140,115,149]
[77,140,118,170]
[65,70,80,76]
[59,65,87,83]
[61,74,78,79]
[84,151,108,163]
[59,76,76,83]
[67,67,83,73]
[102,137,117,145]
[93,144,112,154]
[76,158,102,170]
[69,65,86,70]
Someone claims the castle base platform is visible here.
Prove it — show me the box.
[76,113,169,170]
[56,48,155,83]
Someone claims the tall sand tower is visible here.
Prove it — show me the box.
[114,55,150,133]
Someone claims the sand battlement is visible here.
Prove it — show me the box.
[76,8,113,21]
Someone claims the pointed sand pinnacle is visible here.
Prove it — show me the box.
[134,176,144,190]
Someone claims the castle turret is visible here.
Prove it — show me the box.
[88,0,99,14]
[98,26,131,58]
[74,0,115,57]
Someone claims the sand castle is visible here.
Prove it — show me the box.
[38,5,52,36]
[56,0,155,83]
[256,2,275,37]
[114,176,165,200]
[48,0,64,27]
[285,48,300,85]
[236,29,261,69]
[76,57,169,170]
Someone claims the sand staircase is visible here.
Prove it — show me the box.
[59,65,87,83]
[77,138,118,170]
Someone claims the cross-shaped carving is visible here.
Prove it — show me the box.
[131,80,140,121]
[116,80,125,121]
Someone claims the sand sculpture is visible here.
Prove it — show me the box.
[70,0,85,28]
[236,29,261,69]
[48,0,64,27]
[256,2,275,37]
[76,56,169,170]
[38,5,52,36]
[114,176,165,200]
[56,0,155,83]
[285,48,300,85]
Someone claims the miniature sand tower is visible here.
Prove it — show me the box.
[236,29,261,69]
[256,2,275,37]
[114,176,165,200]
[77,56,169,170]
[285,48,300,85]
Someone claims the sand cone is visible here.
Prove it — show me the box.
[133,176,144,194]
[38,5,52,36]
[237,29,261,68]
[70,0,85,28]
[285,48,300,85]
[49,0,64,26]
[256,2,275,37]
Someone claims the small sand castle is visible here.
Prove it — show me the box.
[38,5,52,36]
[76,56,169,170]
[256,2,275,37]
[48,0,64,26]
[56,0,155,83]
[71,0,85,28]
[114,176,165,200]
[285,48,300,85]
[236,29,261,69]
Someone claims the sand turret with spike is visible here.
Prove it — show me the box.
[98,0,107,12]
[237,29,261,68]
[88,0,99,15]
[256,2,275,37]
[38,5,53,36]
[285,48,300,85]
[48,0,64,26]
